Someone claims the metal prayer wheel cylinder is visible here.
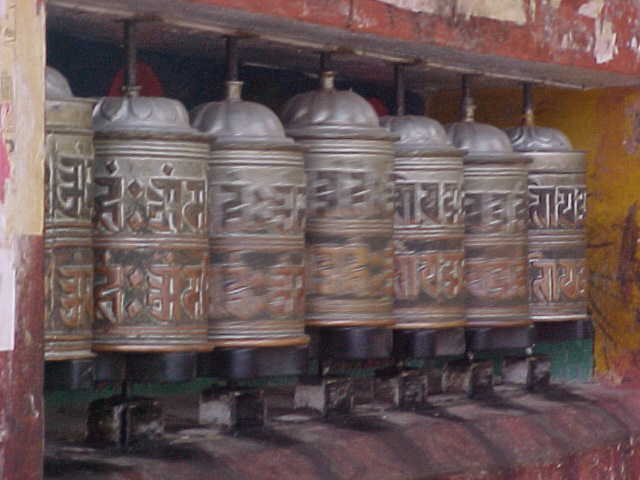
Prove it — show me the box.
[92,90,210,353]
[505,125,587,326]
[281,72,396,360]
[191,82,308,374]
[44,67,96,362]
[447,120,533,349]
[381,115,466,358]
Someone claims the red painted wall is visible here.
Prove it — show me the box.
[184,0,640,77]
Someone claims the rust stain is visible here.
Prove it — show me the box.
[617,202,638,299]
[624,99,640,154]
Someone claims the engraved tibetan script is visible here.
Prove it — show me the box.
[58,264,93,329]
[209,262,304,321]
[394,251,463,301]
[307,169,393,218]
[95,176,206,234]
[307,243,393,297]
[394,181,462,226]
[52,155,93,221]
[530,257,586,303]
[210,182,305,234]
[529,183,586,229]
[466,259,527,300]
[95,256,205,325]
[465,189,528,234]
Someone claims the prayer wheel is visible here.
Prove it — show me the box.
[381,115,466,358]
[91,89,210,356]
[505,85,588,341]
[446,78,534,350]
[44,67,96,365]
[191,80,309,378]
[281,71,396,360]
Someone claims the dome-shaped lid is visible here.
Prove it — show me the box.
[381,115,454,152]
[504,125,573,152]
[46,66,73,99]
[281,72,391,139]
[446,121,514,155]
[191,82,294,146]
[93,89,201,136]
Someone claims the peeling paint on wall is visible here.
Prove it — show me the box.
[377,0,529,25]
[455,0,528,25]
[578,0,605,19]
[577,0,619,64]
[629,36,640,58]
[594,17,618,64]
[376,0,442,14]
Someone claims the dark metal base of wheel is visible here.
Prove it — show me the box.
[466,325,535,352]
[393,327,466,359]
[197,346,308,380]
[535,320,593,343]
[94,352,197,384]
[307,327,392,361]
[44,358,95,391]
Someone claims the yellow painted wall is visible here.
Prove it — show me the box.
[431,86,640,382]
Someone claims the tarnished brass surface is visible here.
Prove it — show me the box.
[448,116,532,329]
[192,82,309,348]
[526,151,587,323]
[382,115,465,330]
[44,89,96,361]
[505,125,587,324]
[282,72,396,329]
[92,93,210,352]
[462,155,531,327]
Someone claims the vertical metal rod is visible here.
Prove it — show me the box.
[320,51,332,73]
[225,36,239,82]
[461,74,475,122]
[461,74,471,103]
[123,20,137,89]
[121,379,130,398]
[394,64,406,116]
[523,82,535,126]
[423,86,435,117]
[119,379,130,449]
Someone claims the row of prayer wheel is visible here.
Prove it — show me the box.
[43,64,587,373]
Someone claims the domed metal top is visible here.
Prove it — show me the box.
[93,89,201,136]
[281,72,391,139]
[504,125,573,152]
[46,66,73,99]
[380,115,453,152]
[446,121,514,154]
[191,82,294,146]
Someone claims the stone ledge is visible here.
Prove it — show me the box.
[45,383,640,479]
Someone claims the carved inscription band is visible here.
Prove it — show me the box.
[302,141,396,328]
[44,98,96,361]
[463,157,532,328]
[527,152,588,323]
[92,137,211,352]
[393,153,466,330]
[206,148,309,348]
